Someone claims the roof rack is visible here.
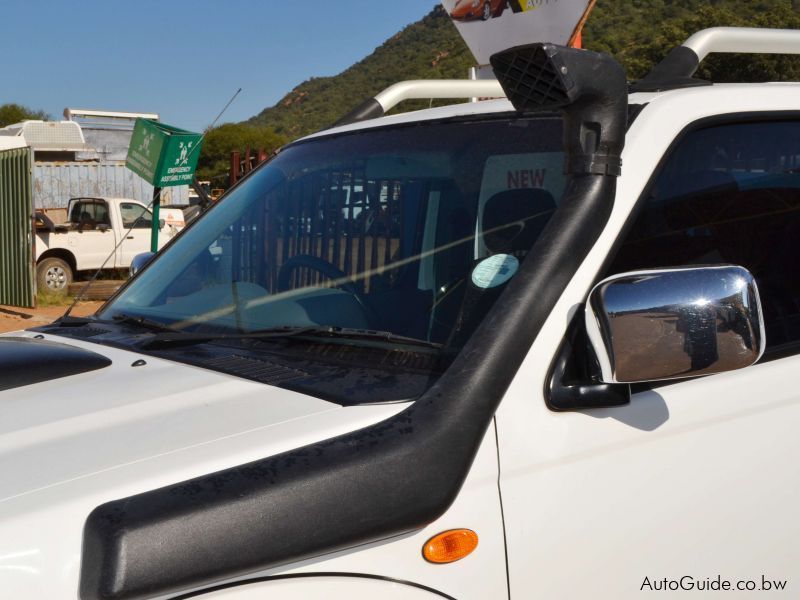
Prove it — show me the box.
[684,27,800,62]
[631,27,800,93]
[331,79,505,128]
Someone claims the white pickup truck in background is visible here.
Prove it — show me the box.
[34,196,185,293]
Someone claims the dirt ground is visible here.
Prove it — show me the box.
[0,302,104,334]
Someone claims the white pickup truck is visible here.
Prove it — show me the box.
[35,196,184,293]
[2,27,799,600]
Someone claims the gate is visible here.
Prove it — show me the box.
[0,147,35,307]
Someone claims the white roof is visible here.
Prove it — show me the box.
[64,108,159,121]
[0,136,28,151]
[0,120,85,151]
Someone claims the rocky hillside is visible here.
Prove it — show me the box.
[246,6,473,138]
[245,1,800,139]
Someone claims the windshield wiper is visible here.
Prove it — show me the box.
[110,313,177,332]
[138,326,441,350]
[300,327,442,349]
[52,313,174,333]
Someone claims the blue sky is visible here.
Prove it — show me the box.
[0,1,440,132]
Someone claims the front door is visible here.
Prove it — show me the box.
[116,201,161,267]
[68,198,116,271]
[498,116,800,598]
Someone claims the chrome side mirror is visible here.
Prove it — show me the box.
[586,265,765,384]
[129,252,155,278]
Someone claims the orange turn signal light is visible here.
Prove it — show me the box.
[422,529,478,564]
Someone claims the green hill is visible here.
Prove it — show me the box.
[246,6,474,138]
[198,1,800,185]
[247,1,800,139]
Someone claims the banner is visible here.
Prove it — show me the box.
[441,0,595,65]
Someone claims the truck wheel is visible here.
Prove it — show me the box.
[37,258,73,294]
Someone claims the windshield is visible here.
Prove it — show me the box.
[101,116,564,358]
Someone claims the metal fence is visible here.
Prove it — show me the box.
[0,147,35,307]
[33,161,189,209]
[230,165,404,295]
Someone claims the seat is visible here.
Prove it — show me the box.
[78,211,96,231]
[481,188,557,256]
[446,188,557,348]
[613,171,740,273]
[96,207,111,226]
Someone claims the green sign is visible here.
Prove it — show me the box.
[126,118,203,188]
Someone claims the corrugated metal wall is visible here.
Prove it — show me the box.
[0,147,35,307]
[33,161,189,209]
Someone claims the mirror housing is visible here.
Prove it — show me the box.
[586,265,765,384]
[129,252,155,278]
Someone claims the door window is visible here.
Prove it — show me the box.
[70,199,111,230]
[608,119,800,352]
[120,203,154,229]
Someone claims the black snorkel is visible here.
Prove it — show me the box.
[80,45,628,600]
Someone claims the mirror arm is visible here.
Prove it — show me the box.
[547,325,631,412]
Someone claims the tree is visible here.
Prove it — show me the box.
[585,0,800,81]
[0,103,49,128]
[196,123,287,187]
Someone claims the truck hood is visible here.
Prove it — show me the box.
[0,332,404,505]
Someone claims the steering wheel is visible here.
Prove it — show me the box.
[277,255,377,326]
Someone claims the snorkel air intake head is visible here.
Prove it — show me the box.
[491,43,627,178]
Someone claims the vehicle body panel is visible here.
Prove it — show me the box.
[0,332,439,598]
[495,83,800,598]
[165,422,508,600]
[0,335,505,600]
